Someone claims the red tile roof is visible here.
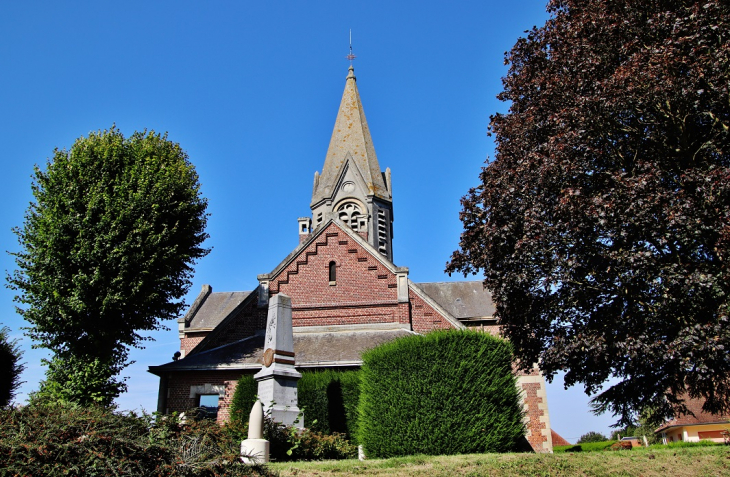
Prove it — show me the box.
[655,397,730,433]
[551,429,571,446]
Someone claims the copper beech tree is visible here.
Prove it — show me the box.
[448,0,729,425]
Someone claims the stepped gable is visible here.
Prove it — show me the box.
[260,218,410,328]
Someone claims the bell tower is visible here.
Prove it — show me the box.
[310,66,394,261]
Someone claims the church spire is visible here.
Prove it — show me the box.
[311,66,391,207]
[310,65,395,262]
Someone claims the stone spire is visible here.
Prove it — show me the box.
[309,66,395,262]
[311,66,391,206]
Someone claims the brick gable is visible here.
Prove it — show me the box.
[269,222,409,328]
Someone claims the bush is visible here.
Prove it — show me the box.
[298,370,360,443]
[0,398,275,476]
[0,326,24,408]
[358,330,525,458]
[228,374,258,428]
[578,431,608,444]
[227,372,359,461]
[260,413,357,462]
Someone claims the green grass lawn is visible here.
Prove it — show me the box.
[269,444,730,476]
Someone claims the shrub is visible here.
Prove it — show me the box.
[298,369,360,443]
[578,431,608,444]
[0,398,274,476]
[358,330,525,458]
[0,326,24,407]
[228,374,257,438]
[261,414,357,462]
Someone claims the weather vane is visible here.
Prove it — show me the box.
[346,29,356,63]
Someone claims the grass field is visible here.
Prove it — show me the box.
[269,445,729,476]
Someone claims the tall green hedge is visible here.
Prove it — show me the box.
[229,374,257,425]
[298,370,360,443]
[357,330,525,457]
[228,371,361,444]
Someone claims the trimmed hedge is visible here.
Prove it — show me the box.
[229,374,257,426]
[357,330,525,458]
[298,370,360,443]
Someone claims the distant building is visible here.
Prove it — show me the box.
[149,65,554,452]
[656,398,730,444]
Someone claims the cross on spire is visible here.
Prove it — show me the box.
[346,29,356,63]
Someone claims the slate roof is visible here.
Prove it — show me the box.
[655,397,730,432]
[179,285,251,331]
[413,281,495,320]
[149,325,415,374]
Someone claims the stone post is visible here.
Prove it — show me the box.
[240,400,269,464]
[254,293,304,428]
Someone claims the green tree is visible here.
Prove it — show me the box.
[448,0,730,426]
[0,326,25,407]
[577,431,607,444]
[8,127,210,405]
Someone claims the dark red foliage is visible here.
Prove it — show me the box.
[448,0,730,425]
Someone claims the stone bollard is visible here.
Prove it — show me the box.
[240,400,270,464]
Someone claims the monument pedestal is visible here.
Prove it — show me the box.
[255,365,303,428]
[255,293,304,429]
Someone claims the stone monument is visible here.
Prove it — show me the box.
[254,293,303,428]
[240,400,269,464]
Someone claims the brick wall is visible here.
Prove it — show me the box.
[180,332,207,356]
[270,224,403,327]
[164,370,252,424]
[518,374,553,453]
[409,290,454,333]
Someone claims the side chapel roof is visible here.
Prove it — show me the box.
[179,284,251,331]
[413,281,496,320]
[149,325,415,374]
[311,66,390,206]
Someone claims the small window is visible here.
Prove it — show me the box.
[329,261,337,284]
[197,394,219,420]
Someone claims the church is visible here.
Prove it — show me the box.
[149,65,554,453]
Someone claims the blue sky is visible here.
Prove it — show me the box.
[1,1,619,442]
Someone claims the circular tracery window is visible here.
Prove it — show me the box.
[337,202,363,231]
